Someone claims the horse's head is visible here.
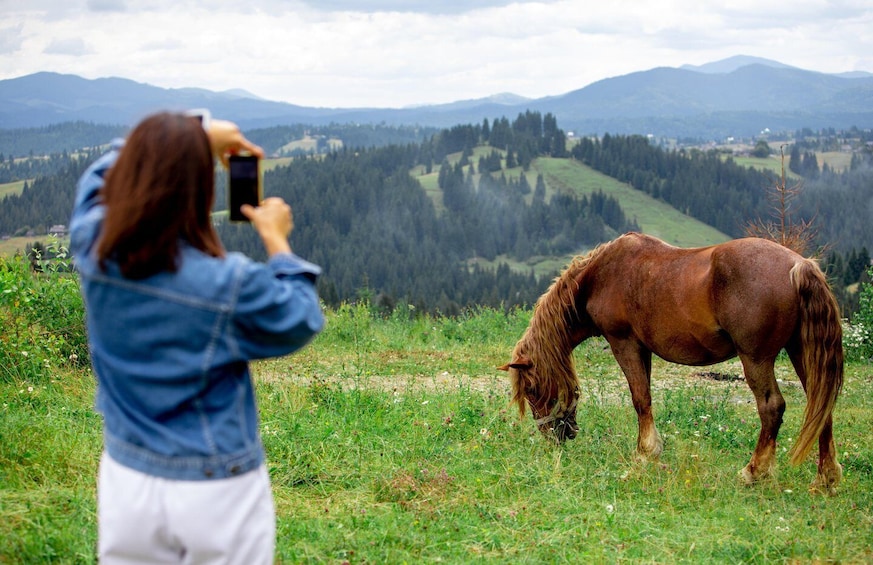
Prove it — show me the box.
[498,343,580,443]
[499,252,594,443]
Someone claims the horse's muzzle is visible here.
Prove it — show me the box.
[555,411,580,441]
[539,409,579,442]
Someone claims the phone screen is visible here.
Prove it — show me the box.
[228,155,260,222]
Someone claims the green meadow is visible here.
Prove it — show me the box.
[0,179,28,200]
[2,289,872,563]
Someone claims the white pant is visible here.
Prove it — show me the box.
[98,452,276,565]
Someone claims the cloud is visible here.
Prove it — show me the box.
[43,37,92,56]
[0,24,25,54]
[297,0,560,15]
[140,38,185,51]
[0,0,870,108]
[87,0,128,12]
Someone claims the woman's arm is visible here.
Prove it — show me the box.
[69,141,123,259]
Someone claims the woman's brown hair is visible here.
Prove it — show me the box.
[97,112,225,279]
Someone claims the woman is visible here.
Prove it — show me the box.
[70,112,324,563]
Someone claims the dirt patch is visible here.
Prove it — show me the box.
[694,370,743,382]
[262,369,511,395]
[258,357,802,406]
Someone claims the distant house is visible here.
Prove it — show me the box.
[49,224,68,237]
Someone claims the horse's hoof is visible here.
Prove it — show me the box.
[633,451,656,464]
[633,446,662,464]
[810,461,842,496]
[809,483,839,496]
[636,433,664,462]
[738,466,756,486]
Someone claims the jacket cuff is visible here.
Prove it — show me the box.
[267,252,322,284]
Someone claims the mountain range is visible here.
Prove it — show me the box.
[1,55,872,139]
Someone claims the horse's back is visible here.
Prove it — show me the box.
[590,233,808,363]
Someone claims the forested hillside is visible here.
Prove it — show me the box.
[570,132,873,254]
[795,158,873,254]
[1,113,872,315]
[0,152,97,236]
[216,112,633,313]
[0,122,126,158]
[245,123,439,157]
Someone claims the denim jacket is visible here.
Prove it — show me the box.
[70,143,324,480]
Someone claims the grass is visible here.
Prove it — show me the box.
[729,155,793,178]
[817,151,853,172]
[730,152,853,177]
[275,137,343,157]
[0,179,29,200]
[0,236,32,257]
[532,158,730,248]
[2,303,872,563]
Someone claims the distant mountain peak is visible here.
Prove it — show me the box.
[401,92,531,111]
[2,57,871,138]
[220,88,265,100]
[835,70,873,79]
[681,55,796,74]
[483,92,532,105]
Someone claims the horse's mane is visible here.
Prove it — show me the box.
[514,241,613,410]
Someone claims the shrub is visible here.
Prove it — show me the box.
[845,265,873,363]
[0,238,88,384]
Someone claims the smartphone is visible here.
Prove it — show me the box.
[228,154,261,222]
[184,108,211,131]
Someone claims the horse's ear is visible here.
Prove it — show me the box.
[497,355,532,371]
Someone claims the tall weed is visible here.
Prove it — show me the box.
[846,265,873,363]
[0,238,87,384]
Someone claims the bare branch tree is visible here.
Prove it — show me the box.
[744,144,819,257]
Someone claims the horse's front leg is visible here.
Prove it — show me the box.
[609,339,663,461]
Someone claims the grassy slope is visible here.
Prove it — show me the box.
[0,236,31,256]
[417,151,731,278]
[0,179,28,200]
[730,152,852,177]
[420,153,730,250]
[533,157,730,248]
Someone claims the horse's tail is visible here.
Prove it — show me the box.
[788,259,844,465]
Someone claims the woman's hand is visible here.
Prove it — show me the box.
[241,197,294,256]
[206,119,264,167]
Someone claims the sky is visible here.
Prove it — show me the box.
[1,0,872,109]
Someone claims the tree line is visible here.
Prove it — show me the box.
[0,122,126,158]
[570,132,873,252]
[0,152,97,236]
[3,115,873,316]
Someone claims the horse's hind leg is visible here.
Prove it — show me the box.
[810,415,841,494]
[609,340,663,461]
[786,345,842,494]
[739,355,785,484]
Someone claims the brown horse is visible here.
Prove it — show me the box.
[499,232,844,493]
